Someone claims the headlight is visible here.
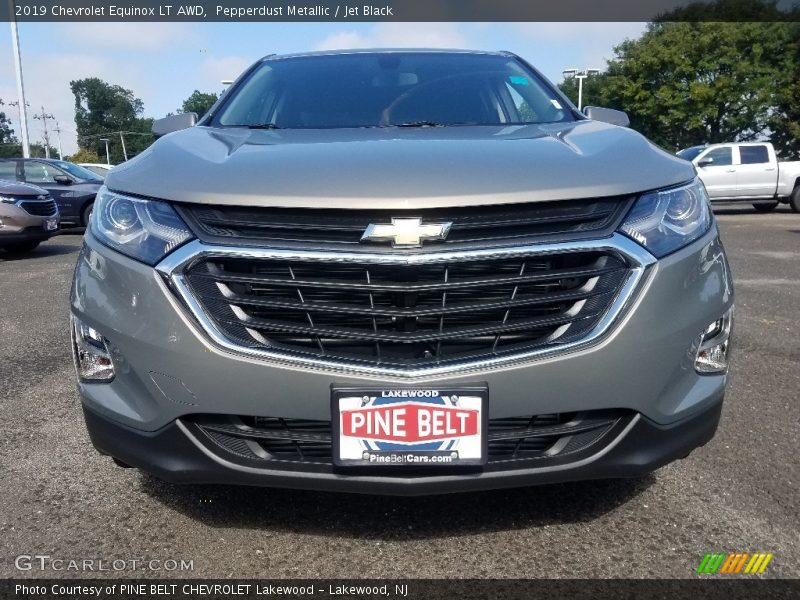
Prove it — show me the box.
[91,187,193,265]
[619,178,712,257]
[0,195,16,204]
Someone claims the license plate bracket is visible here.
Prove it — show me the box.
[332,385,488,468]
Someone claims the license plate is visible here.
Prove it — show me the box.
[44,218,58,231]
[332,386,488,467]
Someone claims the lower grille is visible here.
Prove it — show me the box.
[187,410,633,470]
[19,198,58,217]
[182,250,630,370]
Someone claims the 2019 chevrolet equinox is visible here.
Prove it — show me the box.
[70,50,733,495]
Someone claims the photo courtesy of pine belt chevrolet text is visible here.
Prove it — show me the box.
[69,50,734,495]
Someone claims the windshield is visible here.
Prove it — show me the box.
[215,52,573,129]
[677,146,705,161]
[54,161,104,181]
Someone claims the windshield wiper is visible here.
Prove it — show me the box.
[241,123,281,129]
[388,121,444,128]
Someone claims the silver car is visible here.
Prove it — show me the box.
[70,50,733,495]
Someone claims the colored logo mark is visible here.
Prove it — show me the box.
[697,552,774,574]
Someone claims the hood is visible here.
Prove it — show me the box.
[107,120,694,209]
[0,179,49,197]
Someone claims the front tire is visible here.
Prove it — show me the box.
[3,241,40,254]
[752,201,778,212]
[81,201,94,228]
[790,187,800,214]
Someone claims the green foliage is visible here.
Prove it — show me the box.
[0,104,17,145]
[556,0,800,158]
[71,77,148,163]
[67,147,101,164]
[180,90,219,117]
[766,22,800,158]
[558,77,608,111]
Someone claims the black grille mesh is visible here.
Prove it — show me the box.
[19,199,58,217]
[189,410,632,467]
[178,197,630,250]
[184,251,629,368]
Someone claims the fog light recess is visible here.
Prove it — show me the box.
[71,314,115,382]
[695,308,733,374]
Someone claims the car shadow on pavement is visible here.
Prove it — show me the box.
[139,474,655,538]
[712,205,794,215]
[0,242,80,261]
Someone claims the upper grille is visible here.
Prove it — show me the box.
[19,198,58,217]
[182,249,630,369]
[177,197,631,250]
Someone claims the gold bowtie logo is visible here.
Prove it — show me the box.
[361,218,452,248]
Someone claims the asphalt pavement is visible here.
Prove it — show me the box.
[1,205,798,579]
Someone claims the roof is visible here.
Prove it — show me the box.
[261,48,509,61]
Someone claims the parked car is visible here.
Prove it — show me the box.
[678,142,800,212]
[78,163,114,178]
[71,49,733,495]
[0,179,60,253]
[0,158,103,226]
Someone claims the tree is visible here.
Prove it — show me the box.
[180,90,219,117]
[0,102,17,145]
[601,21,790,151]
[558,76,608,112]
[67,147,101,163]
[556,1,800,157]
[0,101,19,158]
[766,22,800,158]
[70,78,146,163]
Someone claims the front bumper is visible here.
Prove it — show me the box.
[0,202,59,245]
[72,224,732,492]
[83,397,722,495]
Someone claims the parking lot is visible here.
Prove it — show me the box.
[1,205,798,579]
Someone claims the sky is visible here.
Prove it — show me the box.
[0,22,646,155]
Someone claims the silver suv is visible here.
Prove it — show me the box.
[70,50,733,495]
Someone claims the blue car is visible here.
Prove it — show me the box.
[0,158,103,226]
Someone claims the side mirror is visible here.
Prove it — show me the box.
[697,157,714,167]
[152,112,198,139]
[583,106,630,127]
[54,174,72,185]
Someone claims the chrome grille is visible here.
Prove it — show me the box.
[181,249,630,369]
[19,198,58,217]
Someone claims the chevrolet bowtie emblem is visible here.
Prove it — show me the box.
[361,218,452,248]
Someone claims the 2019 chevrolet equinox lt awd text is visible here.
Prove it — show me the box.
[70,50,733,495]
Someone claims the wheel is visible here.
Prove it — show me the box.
[790,187,800,213]
[81,201,95,228]
[752,201,778,212]
[3,241,40,253]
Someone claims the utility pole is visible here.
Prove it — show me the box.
[9,2,31,158]
[119,131,127,162]
[100,138,111,165]
[53,121,64,159]
[32,106,54,158]
[562,68,601,111]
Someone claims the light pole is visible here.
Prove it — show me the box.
[562,68,601,112]
[9,1,31,158]
[100,138,111,165]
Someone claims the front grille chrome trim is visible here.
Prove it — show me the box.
[157,234,655,380]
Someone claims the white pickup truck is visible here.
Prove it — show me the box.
[678,142,800,213]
